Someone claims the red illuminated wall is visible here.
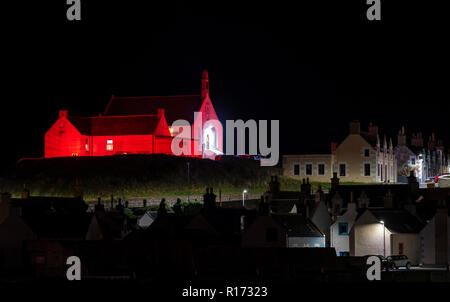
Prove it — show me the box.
[45,117,175,158]
[45,117,89,158]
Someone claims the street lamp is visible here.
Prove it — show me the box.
[242,189,248,207]
[380,220,385,257]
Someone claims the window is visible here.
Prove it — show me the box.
[364,149,370,157]
[318,164,325,175]
[410,157,416,165]
[293,164,300,176]
[106,139,113,151]
[266,227,278,242]
[399,243,404,255]
[306,164,312,176]
[338,222,349,235]
[364,163,371,176]
[339,164,346,177]
[378,164,380,176]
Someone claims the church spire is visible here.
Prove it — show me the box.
[201,69,209,100]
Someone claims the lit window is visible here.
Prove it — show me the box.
[106,139,113,151]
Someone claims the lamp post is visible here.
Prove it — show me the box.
[380,220,385,257]
[242,189,247,207]
[187,162,190,202]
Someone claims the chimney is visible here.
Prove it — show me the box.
[59,110,68,118]
[21,184,30,199]
[383,190,394,209]
[349,120,360,135]
[357,190,370,209]
[95,197,105,212]
[331,172,340,190]
[203,187,217,212]
[201,70,209,100]
[397,127,406,146]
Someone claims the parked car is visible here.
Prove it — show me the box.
[387,255,411,270]
[438,175,450,188]
[434,173,449,183]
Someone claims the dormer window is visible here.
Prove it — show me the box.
[106,139,113,151]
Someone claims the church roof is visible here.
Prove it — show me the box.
[67,115,162,136]
[103,95,204,125]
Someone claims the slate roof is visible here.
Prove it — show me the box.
[67,115,162,136]
[360,132,378,148]
[23,213,93,239]
[272,214,324,237]
[103,95,204,125]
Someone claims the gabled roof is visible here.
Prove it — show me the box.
[103,95,204,125]
[359,132,378,148]
[67,115,162,136]
[272,214,324,237]
[23,213,93,239]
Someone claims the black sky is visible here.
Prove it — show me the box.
[2,0,449,171]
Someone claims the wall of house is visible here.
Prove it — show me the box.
[242,216,286,248]
[288,236,325,248]
[330,205,358,256]
[45,117,88,158]
[420,217,435,265]
[351,211,391,257]
[91,135,155,156]
[391,233,420,265]
[282,155,332,182]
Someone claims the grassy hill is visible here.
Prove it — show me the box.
[0,155,301,201]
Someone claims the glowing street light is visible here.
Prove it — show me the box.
[242,189,248,207]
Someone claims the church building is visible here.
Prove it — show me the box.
[45,70,222,159]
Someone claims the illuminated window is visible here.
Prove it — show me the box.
[85,139,89,151]
[106,139,113,151]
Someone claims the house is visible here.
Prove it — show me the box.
[330,202,359,256]
[283,120,397,183]
[45,70,222,159]
[273,214,326,248]
[0,193,37,270]
[419,201,450,266]
[350,209,425,265]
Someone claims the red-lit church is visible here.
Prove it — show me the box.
[45,70,222,159]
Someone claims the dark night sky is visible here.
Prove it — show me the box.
[2,0,449,171]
